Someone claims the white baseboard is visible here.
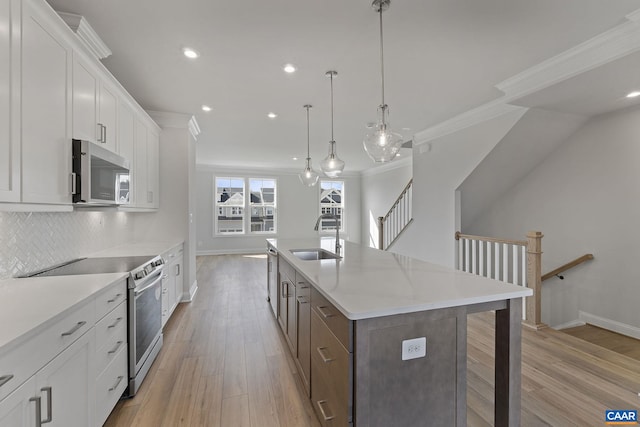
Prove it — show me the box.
[578,311,640,340]
[196,248,264,256]
[182,279,198,302]
[552,319,586,330]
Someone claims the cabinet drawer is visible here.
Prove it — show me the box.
[95,344,128,426]
[95,278,127,321]
[0,300,95,401]
[311,287,352,352]
[95,300,126,350]
[311,310,351,420]
[311,358,351,427]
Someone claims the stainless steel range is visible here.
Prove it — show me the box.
[21,255,165,397]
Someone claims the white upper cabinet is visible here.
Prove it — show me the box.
[72,55,118,152]
[0,0,20,203]
[147,128,159,209]
[117,100,135,203]
[21,0,72,205]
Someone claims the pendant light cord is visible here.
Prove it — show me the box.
[379,6,385,108]
[330,73,335,141]
[306,105,311,158]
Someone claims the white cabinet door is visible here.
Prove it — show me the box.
[35,330,95,427]
[172,254,184,308]
[72,56,97,143]
[0,0,19,202]
[117,101,135,204]
[134,117,148,208]
[0,377,36,427]
[98,82,118,152]
[21,0,72,204]
[147,128,159,208]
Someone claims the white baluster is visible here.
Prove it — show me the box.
[465,239,471,273]
[502,243,509,283]
[512,245,518,286]
[487,241,493,279]
[479,241,484,276]
[471,239,477,274]
[458,236,464,270]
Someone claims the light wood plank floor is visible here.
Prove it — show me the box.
[561,324,640,362]
[105,254,640,426]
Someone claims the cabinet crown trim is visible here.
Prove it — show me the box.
[57,12,112,59]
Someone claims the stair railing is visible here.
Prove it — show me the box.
[542,254,594,281]
[455,231,545,329]
[378,179,413,250]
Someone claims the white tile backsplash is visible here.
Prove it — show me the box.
[0,211,134,279]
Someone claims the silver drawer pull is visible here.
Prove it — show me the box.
[109,376,124,392]
[108,317,123,329]
[107,293,123,303]
[29,396,42,427]
[316,347,334,363]
[0,374,13,388]
[297,296,309,304]
[108,341,124,354]
[317,306,334,318]
[61,321,86,337]
[317,400,335,421]
[41,386,52,424]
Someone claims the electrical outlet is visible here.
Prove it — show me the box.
[402,337,426,361]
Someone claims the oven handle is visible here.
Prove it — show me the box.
[134,270,163,297]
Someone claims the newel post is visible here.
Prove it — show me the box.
[377,216,384,250]
[526,231,544,329]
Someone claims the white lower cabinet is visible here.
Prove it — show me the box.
[0,377,36,427]
[161,244,183,326]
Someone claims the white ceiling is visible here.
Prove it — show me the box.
[45,0,640,172]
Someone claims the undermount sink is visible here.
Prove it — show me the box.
[290,248,341,261]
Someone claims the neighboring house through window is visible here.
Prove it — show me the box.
[214,177,277,235]
[319,180,344,232]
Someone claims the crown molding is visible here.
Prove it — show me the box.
[496,10,640,100]
[57,12,112,60]
[360,156,412,177]
[413,101,525,145]
[146,111,200,140]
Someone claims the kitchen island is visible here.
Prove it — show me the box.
[268,237,532,427]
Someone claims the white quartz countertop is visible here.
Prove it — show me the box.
[0,273,127,352]
[268,238,532,320]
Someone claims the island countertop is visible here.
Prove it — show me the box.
[268,237,532,320]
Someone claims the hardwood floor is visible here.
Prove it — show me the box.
[561,324,640,362]
[105,254,640,426]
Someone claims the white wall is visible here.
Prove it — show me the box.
[392,108,527,267]
[196,165,361,254]
[360,158,412,249]
[468,106,640,332]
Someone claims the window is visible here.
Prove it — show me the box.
[319,180,344,232]
[214,177,277,235]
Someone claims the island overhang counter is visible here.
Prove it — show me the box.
[267,237,532,427]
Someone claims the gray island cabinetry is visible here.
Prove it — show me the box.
[268,238,532,427]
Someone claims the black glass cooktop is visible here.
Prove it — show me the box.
[23,256,156,278]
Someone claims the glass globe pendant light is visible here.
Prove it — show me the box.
[321,70,345,178]
[299,104,319,187]
[363,0,404,163]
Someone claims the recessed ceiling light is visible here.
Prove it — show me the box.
[292,157,299,161]
[627,91,640,98]
[183,47,199,59]
[283,64,296,73]
[202,105,212,112]
[268,112,277,119]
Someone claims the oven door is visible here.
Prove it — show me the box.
[131,269,163,375]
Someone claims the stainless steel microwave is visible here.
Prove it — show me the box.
[72,139,130,205]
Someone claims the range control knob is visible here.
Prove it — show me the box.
[134,271,146,280]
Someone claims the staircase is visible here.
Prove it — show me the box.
[377,179,413,250]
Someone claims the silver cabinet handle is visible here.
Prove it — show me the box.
[108,341,124,354]
[317,400,335,421]
[41,386,52,424]
[107,317,123,329]
[175,264,180,276]
[103,124,107,144]
[296,296,309,304]
[61,321,86,337]
[0,374,13,388]
[70,172,77,195]
[316,306,334,318]
[316,346,334,363]
[29,396,42,427]
[107,293,122,303]
[109,376,124,392]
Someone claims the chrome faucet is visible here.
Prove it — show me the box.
[314,213,342,255]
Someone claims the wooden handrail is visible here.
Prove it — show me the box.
[383,179,413,221]
[542,254,594,282]
[455,231,527,247]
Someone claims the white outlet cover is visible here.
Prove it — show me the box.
[402,337,427,361]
